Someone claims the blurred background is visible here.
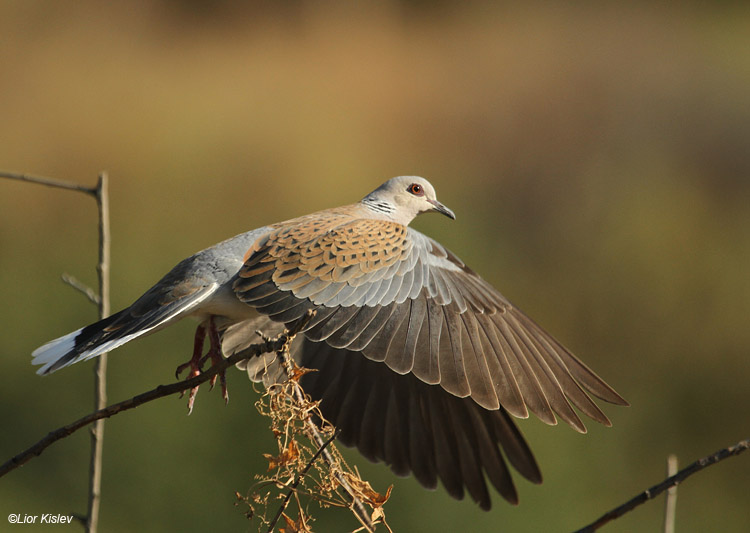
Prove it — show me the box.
[1,1,749,531]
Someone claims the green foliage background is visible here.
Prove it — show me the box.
[1,2,749,531]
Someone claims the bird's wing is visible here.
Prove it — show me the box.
[227,317,541,510]
[234,216,627,431]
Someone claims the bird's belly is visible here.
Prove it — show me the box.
[192,283,259,323]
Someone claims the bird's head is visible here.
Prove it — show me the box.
[361,176,456,225]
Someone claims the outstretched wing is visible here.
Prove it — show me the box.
[227,317,542,510]
[234,214,627,431]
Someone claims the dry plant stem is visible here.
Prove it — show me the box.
[574,438,750,533]
[276,348,376,533]
[0,327,308,479]
[87,173,110,533]
[61,274,101,305]
[663,455,678,533]
[1,170,106,532]
[0,170,97,196]
[266,429,341,533]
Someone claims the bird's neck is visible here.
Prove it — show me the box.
[361,195,395,216]
[359,196,415,226]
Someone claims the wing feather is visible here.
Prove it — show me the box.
[234,215,624,431]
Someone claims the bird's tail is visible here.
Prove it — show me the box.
[32,310,134,375]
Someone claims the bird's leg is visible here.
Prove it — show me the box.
[174,317,228,413]
[175,321,208,414]
[199,316,229,405]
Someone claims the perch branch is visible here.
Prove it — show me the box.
[574,438,750,532]
[0,316,313,480]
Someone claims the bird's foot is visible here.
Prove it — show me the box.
[175,317,228,414]
[199,345,229,405]
[175,354,203,415]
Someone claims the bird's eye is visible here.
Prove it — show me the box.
[408,183,424,196]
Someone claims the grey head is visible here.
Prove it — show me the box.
[360,176,456,226]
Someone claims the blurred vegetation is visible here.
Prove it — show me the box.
[1,1,749,531]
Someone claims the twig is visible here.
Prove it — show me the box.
[61,274,101,305]
[0,170,96,196]
[663,454,678,533]
[276,344,376,533]
[574,438,750,532]
[87,172,110,533]
[2,169,106,531]
[0,326,309,479]
[266,429,341,533]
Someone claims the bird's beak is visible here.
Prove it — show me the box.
[428,199,456,220]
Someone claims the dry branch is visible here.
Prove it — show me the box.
[276,344,377,533]
[663,454,678,533]
[1,169,109,533]
[87,172,110,533]
[265,429,341,532]
[0,170,97,195]
[0,318,312,479]
[61,274,101,305]
[237,319,390,533]
[574,438,750,532]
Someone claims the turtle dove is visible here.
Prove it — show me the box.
[32,175,627,510]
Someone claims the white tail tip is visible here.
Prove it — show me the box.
[31,328,82,375]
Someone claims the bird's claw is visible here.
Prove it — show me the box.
[175,318,229,413]
[175,359,228,413]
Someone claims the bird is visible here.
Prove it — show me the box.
[32,175,627,510]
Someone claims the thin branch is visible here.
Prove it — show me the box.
[87,172,110,533]
[574,438,750,532]
[663,454,678,533]
[276,345,376,533]
[266,429,341,533]
[0,320,312,479]
[3,169,106,530]
[61,274,100,306]
[0,170,96,196]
